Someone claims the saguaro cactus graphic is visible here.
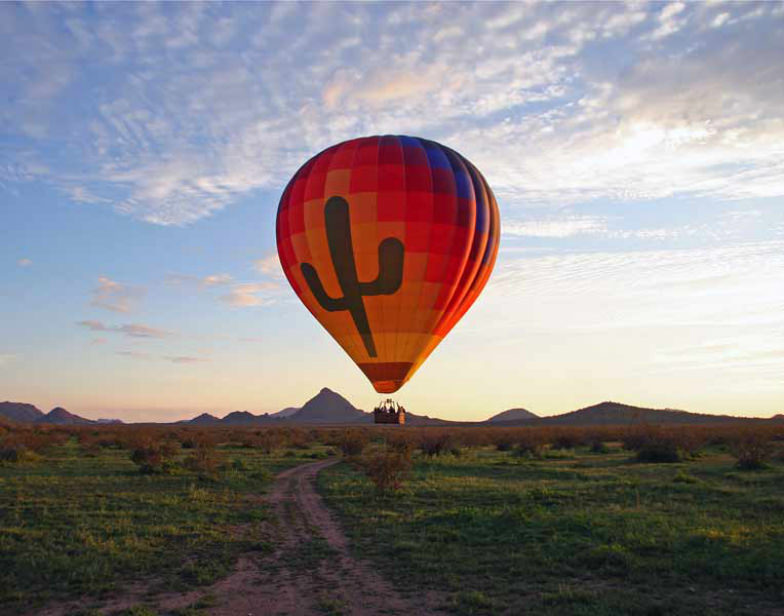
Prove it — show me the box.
[300,196,404,358]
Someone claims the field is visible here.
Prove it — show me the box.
[1,422,783,615]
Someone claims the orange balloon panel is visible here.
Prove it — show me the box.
[276,136,500,393]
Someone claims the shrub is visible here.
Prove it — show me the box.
[361,446,412,493]
[636,441,681,463]
[550,430,584,450]
[338,429,368,457]
[0,444,40,464]
[624,426,682,463]
[495,437,516,452]
[130,439,179,474]
[184,442,223,477]
[419,431,453,457]
[514,433,545,459]
[672,430,707,459]
[385,434,415,455]
[731,431,773,470]
[257,429,284,454]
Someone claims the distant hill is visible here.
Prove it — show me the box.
[38,407,94,425]
[188,413,220,426]
[0,401,44,423]
[288,388,368,424]
[4,394,780,427]
[486,408,538,423]
[535,401,763,426]
[221,411,261,425]
[271,406,300,418]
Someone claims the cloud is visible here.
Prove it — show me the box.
[166,272,233,287]
[503,216,608,238]
[17,258,32,267]
[116,350,152,360]
[91,276,144,313]
[2,3,783,224]
[202,273,233,287]
[220,282,278,307]
[78,320,171,338]
[166,355,208,364]
[483,240,784,335]
[252,254,282,277]
[116,351,207,364]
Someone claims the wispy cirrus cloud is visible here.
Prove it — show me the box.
[91,276,144,313]
[117,350,152,360]
[17,258,32,267]
[116,351,208,364]
[166,272,233,287]
[78,320,171,338]
[2,2,783,225]
[252,254,282,277]
[166,355,209,364]
[503,216,608,238]
[220,282,279,307]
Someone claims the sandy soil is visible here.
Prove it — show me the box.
[37,458,443,615]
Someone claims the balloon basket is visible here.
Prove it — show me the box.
[373,399,406,425]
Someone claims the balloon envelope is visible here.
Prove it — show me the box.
[276,135,500,393]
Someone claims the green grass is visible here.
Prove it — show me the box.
[320,446,784,615]
[0,439,324,612]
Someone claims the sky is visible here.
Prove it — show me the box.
[1,1,782,422]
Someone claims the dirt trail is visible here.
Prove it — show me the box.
[41,459,442,615]
[202,457,442,616]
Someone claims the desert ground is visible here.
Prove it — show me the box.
[2,423,783,615]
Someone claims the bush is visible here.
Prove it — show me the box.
[385,434,415,455]
[257,429,283,454]
[0,444,40,464]
[636,441,681,463]
[360,446,412,493]
[731,431,773,470]
[624,427,682,463]
[550,430,584,450]
[130,439,179,474]
[184,442,223,477]
[514,433,545,459]
[338,429,368,457]
[419,431,453,457]
[495,438,516,452]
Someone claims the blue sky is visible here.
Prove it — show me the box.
[1,1,782,421]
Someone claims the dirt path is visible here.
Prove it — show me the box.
[42,459,442,615]
[197,458,442,616]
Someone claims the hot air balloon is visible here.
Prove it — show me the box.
[276,135,500,394]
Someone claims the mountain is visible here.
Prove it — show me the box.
[188,413,220,426]
[0,401,44,423]
[271,406,300,418]
[486,408,538,423]
[536,401,760,426]
[403,412,453,426]
[288,388,369,424]
[38,407,94,425]
[221,411,262,425]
